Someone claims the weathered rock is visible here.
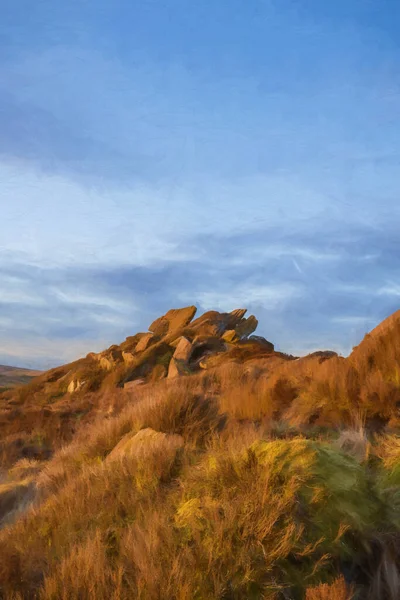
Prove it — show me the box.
[173,337,193,362]
[67,379,82,393]
[189,308,250,339]
[189,337,227,367]
[107,427,184,462]
[135,333,155,353]
[149,306,197,338]
[248,335,274,352]
[108,346,123,362]
[122,351,135,365]
[169,335,193,348]
[226,308,248,328]
[235,315,258,339]
[222,329,239,343]
[120,333,148,352]
[99,356,113,370]
[167,358,191,379]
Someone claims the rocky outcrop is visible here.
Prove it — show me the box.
[149,306,197,338]
[25,305,281,398]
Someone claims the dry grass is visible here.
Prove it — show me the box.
[305,576,353,599]
[1,316,400,598]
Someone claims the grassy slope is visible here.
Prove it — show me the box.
[0,314,400,598]
[0,364,42,392]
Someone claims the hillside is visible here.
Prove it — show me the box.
[0,364,42,392]
[0,306,400,599]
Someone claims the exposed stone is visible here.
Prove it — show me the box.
[248,335,275,352]
[226,308,248,328]
[167,358,191,379]
[188,308,251,339]
[189,311,228,336]
[120,333,148,352]
[173,337,193,362]
[135,333,155,353]
[109,347,123,362]
[189,338,227,367]
[99,356,113,371]
[106,428,184,462]
[149,306,197,338]
[169,335,192,348]
[122,351,135,365]
[67,380,82,393]
[235,315,258,339]
[222,329,239,343]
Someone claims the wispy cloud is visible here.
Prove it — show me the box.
[1,220,399,368]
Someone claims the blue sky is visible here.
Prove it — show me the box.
[1,0,400,368]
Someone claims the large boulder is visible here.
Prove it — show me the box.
[188,308,253,339]
[173,337,193,362]
[149,306,197,338]
[167,358,191,379]
[107,428,184,462]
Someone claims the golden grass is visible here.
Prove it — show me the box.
[305,576,353,599]
[1,318,400,598]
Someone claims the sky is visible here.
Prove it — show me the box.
[1,0,400,369]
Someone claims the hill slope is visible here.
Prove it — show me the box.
[1,306,400,599]
[0,364,42,391]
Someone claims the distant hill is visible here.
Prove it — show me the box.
[0,364,42,391]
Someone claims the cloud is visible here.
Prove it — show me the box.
[1,218,399,368]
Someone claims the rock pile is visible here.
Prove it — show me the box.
[52,306,276,395]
